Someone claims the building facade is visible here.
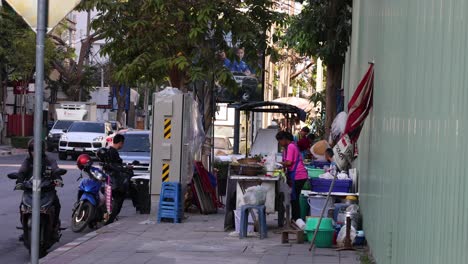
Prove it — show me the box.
[344,1,468,263]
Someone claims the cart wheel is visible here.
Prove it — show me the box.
[277,192,285,228]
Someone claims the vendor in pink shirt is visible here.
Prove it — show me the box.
[276,131,308,221]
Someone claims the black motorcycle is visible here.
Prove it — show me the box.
[8,168,67,257]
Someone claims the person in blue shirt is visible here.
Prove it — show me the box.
[230,47,253,75]
[218,50,231,69]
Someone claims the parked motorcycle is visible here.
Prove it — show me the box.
[8,168,67,257]
[71,157,109,233]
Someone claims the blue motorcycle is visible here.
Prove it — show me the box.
[71,166,108,232]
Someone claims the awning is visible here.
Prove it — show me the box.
[235,101,307,121]
[272,97,315,113]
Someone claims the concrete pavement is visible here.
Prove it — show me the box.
[0,145,28,156]
[41,211,362,264]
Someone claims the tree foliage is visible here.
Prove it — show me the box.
[285,0,352,137]
[286,0,352,65]
[83,0,286,131]
[0,4,56,86]
[84,0,285,89]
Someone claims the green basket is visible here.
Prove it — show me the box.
[307,167,324,178]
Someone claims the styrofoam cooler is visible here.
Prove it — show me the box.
[307,195,334,218]
[234,209,254,233]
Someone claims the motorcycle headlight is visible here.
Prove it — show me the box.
[61,134,68,141]
[93,136,104,142]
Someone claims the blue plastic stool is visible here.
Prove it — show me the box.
[157,182,182,223]
[239,205,267,239]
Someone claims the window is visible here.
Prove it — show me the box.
[68,122,105,133]
[53,120,74,130]
[120,134,150,152]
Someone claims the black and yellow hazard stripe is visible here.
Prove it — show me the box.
[164,118,172,139]
[162,163,170,182]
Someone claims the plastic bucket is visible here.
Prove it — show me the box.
[304,217,334,247]
[308,195,334,218]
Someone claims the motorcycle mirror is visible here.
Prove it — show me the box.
[7,173,18,180]
[132,160,140,165]
[62,129,67,133]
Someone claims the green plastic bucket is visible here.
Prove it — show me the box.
[305,217,334,248]
[307,167,324,178]
[299,194,309,220]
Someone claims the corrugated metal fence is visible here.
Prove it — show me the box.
[344,0,468,263]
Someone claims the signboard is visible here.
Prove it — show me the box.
[5,0,82,32]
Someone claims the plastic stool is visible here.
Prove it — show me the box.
[239,205,267,239]
[157,182,182,223]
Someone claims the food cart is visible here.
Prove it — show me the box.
[223,101,307,230]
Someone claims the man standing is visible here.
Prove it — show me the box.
[106,134,130,224]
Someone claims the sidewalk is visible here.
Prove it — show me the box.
[41,210,362,264]
[0,145,27,156]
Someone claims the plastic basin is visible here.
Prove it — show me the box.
[305,217,334,248]
[306,167,324,178]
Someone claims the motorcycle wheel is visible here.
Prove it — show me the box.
[71,201,95,233]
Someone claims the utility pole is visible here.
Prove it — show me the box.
[31,0,47,262]
[79,10,91,101]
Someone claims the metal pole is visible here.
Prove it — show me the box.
[31,0,47,262]
[233,108,240,154]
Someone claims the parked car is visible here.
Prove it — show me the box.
[46,120,74,152]
[118,130,151,175]
[58,121,113,160]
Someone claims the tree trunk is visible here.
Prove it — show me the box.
[325,63,342,139]
[169,66,187,91]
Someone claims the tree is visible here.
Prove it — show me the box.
[83,0,286,131]
[0,3,59,136]
[286,0,352,136]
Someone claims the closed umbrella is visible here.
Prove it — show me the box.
[344,64,375,143]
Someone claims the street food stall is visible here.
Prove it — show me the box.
[224,101,307,230]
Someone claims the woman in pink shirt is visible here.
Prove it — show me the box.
[276,131,308,221]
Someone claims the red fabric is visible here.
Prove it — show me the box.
[194,161,223,208]
[344,64,375,143]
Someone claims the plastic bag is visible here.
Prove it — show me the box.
[243,185,267,205]
[331,112,348,141]
[279,180,291,207]
[264,154,276,173]
[319,172,334,179]
[337,172,349,180]
[337,225,357,246]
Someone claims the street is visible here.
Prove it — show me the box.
[0,152,134,263]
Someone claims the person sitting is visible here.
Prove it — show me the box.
[16,140,63,240]
[230,47,253,75]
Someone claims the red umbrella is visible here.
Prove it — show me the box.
[344,64,375,143]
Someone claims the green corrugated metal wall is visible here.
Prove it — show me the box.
[345,0,468,263]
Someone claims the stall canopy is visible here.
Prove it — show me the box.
[236,101,307,121]
[272,97,315,114]
[231,101,307,154]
